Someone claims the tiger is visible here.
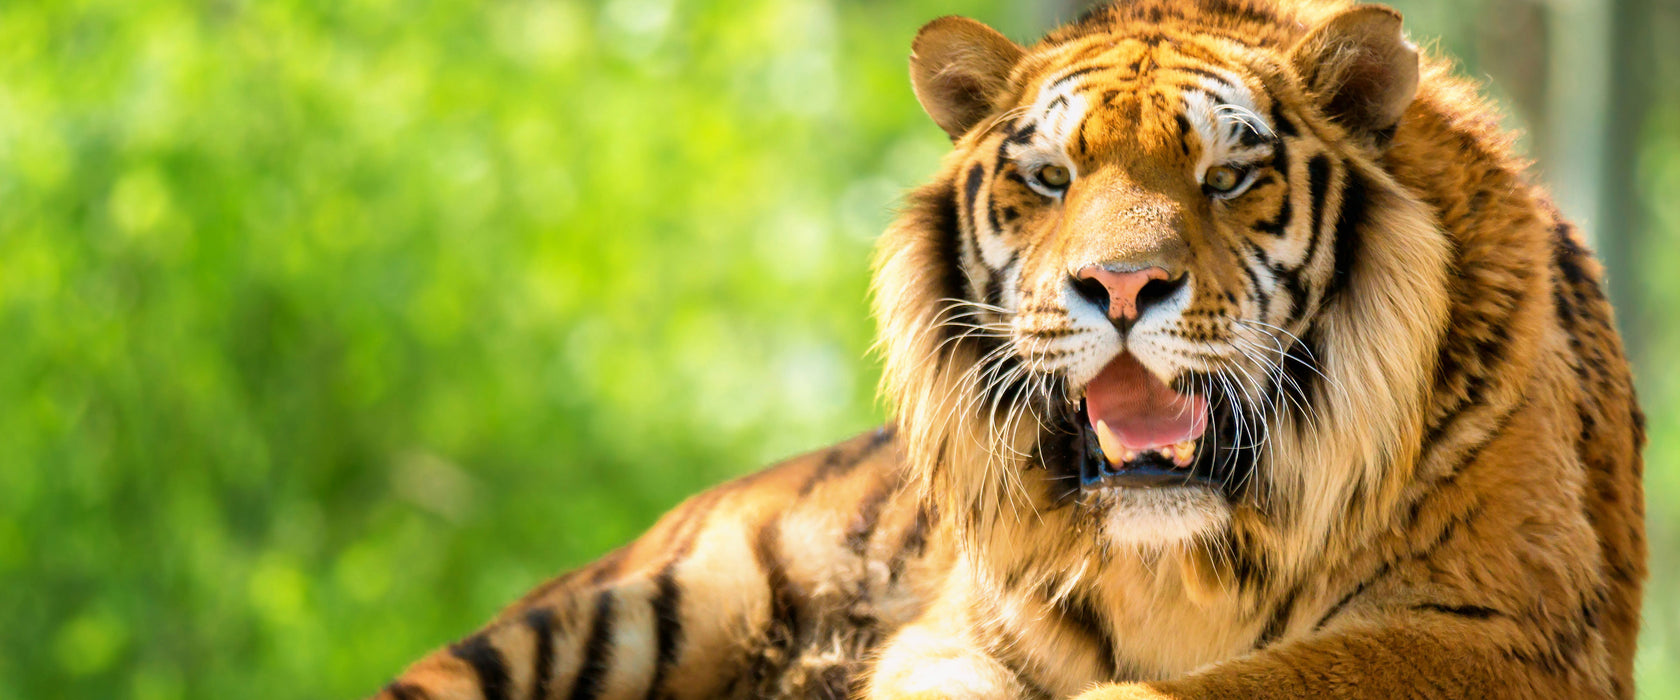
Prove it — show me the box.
[371,1,1647,698]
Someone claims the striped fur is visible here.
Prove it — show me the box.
[371,1,1644,698]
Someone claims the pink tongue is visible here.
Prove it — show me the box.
[1086,354,1208,450]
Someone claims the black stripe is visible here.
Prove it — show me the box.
[1305,155,1332,246]
[1328,170,1369,299]
[568,591,617,700]
[798,448,855,497]
[524,609,557,700]
[1269,102,1298,137]
[450,634,512,700]
[927,180,964,357]
[1422,392,1523,485]
[1414,603,1502,619]
[740,519,804,689]
[967,160,999,308]
[586,548,629,586]
[963,163,985,214]
[846,478,899,556]
[1271,263,1305,323]
[1174,114,1195,156]
[1175,66,1232,88]
[1253,140,1291,235]
[641,483,726,700]
[798,428,895,496]
[1279,330,1323,421]
[1315,562,1390,631]
[887,505,933,584]
[644,571,683,700]
[1050,65,1103,90]
[984,253,1017,309]
[1056,590,1118,678]
[963,162,986,240]
[1227,536,1272,591]
[384,682,429,700]
[1255,585,1301,648]
[1552,222,1595,286]
[657,490,720,551]
[1236,121,1270,147]
[1235,240,1271,318]
[1409,502,1482,565]
[1006,121,1038,145]
[756,522,801,632]
[1270,154,1333,324]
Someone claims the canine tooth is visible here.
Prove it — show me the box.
[1171,440,1197,466]
[1095,421,1124,466]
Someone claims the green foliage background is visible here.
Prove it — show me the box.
[0,1,1673,698]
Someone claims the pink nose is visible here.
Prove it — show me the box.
[1076,265,1173,322]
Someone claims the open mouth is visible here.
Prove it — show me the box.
[1073,352,1219,490]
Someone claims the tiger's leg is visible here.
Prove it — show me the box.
[1066,614,1589,700]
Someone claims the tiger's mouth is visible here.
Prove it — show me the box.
[1068,353,1225,491]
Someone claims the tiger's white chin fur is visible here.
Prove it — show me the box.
[1090,485,1232,549]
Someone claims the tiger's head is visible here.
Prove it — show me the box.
[875,0,1454,564]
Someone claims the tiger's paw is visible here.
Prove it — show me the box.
[866,657,1025,700]
[1070,684,1184,700]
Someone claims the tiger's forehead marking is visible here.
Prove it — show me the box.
[1180,72,1276,176]
[1008,40,1276,170]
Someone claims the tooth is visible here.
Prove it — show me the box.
[1121,448,1138,463]
[1095,421,1124,466]
[1172,440,1196,467]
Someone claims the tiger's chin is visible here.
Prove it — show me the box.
[1084,484,1233,550]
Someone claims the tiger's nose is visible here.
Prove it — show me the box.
[1072,265,1185,323]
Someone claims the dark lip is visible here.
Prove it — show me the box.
[1073,398,1222,491]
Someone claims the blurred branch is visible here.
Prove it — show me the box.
[1477,0,1550,133]
[1479,0,1646,361]
[1602,0,1653,363]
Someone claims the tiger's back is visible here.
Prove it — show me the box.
[379,427,945,700]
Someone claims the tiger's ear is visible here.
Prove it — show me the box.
[910,17,1025,140]
[1288,5,1418,141]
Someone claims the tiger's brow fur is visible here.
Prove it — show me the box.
[370,1,1644,699]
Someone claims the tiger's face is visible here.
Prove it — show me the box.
[978,39,1344,542]
[881,5,1426,548]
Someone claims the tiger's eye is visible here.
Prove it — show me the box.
[1038,164,1071,189]
[1204,165,1243,193]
